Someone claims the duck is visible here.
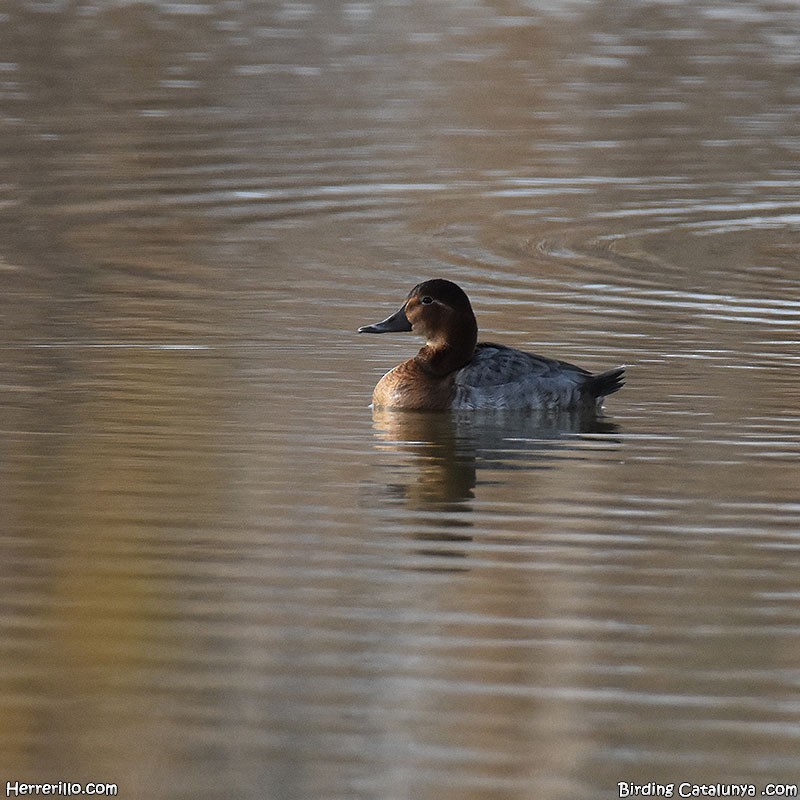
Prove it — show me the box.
[358,278,625,412]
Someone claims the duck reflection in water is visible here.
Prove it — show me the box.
[371,406,620,505]
[367,409,476,571]
[367,407,621,569]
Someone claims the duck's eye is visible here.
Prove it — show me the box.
[420,295,434,305]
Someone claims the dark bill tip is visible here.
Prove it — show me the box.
[357,304,412,334]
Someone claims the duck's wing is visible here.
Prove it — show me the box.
[458,343,589,386]
[453,343,623,410]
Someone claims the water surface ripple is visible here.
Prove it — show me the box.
[1,2,800,799]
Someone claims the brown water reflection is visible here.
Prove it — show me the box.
[2,2,800,799]
[369,406,620,507]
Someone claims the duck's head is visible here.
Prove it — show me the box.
[358,279,478,352]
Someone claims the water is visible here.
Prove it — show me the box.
[2,2,800,799]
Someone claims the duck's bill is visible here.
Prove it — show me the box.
[358,305,412,333]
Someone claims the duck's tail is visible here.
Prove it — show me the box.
[586,366,626,400]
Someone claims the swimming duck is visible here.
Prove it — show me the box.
[358,278,625,411]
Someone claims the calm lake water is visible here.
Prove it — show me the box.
[2,2,800,799]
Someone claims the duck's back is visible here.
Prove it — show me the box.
[452,343,623,411]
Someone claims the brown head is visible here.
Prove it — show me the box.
[359,279,479,374]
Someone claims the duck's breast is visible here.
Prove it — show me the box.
[372,359,455,410]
